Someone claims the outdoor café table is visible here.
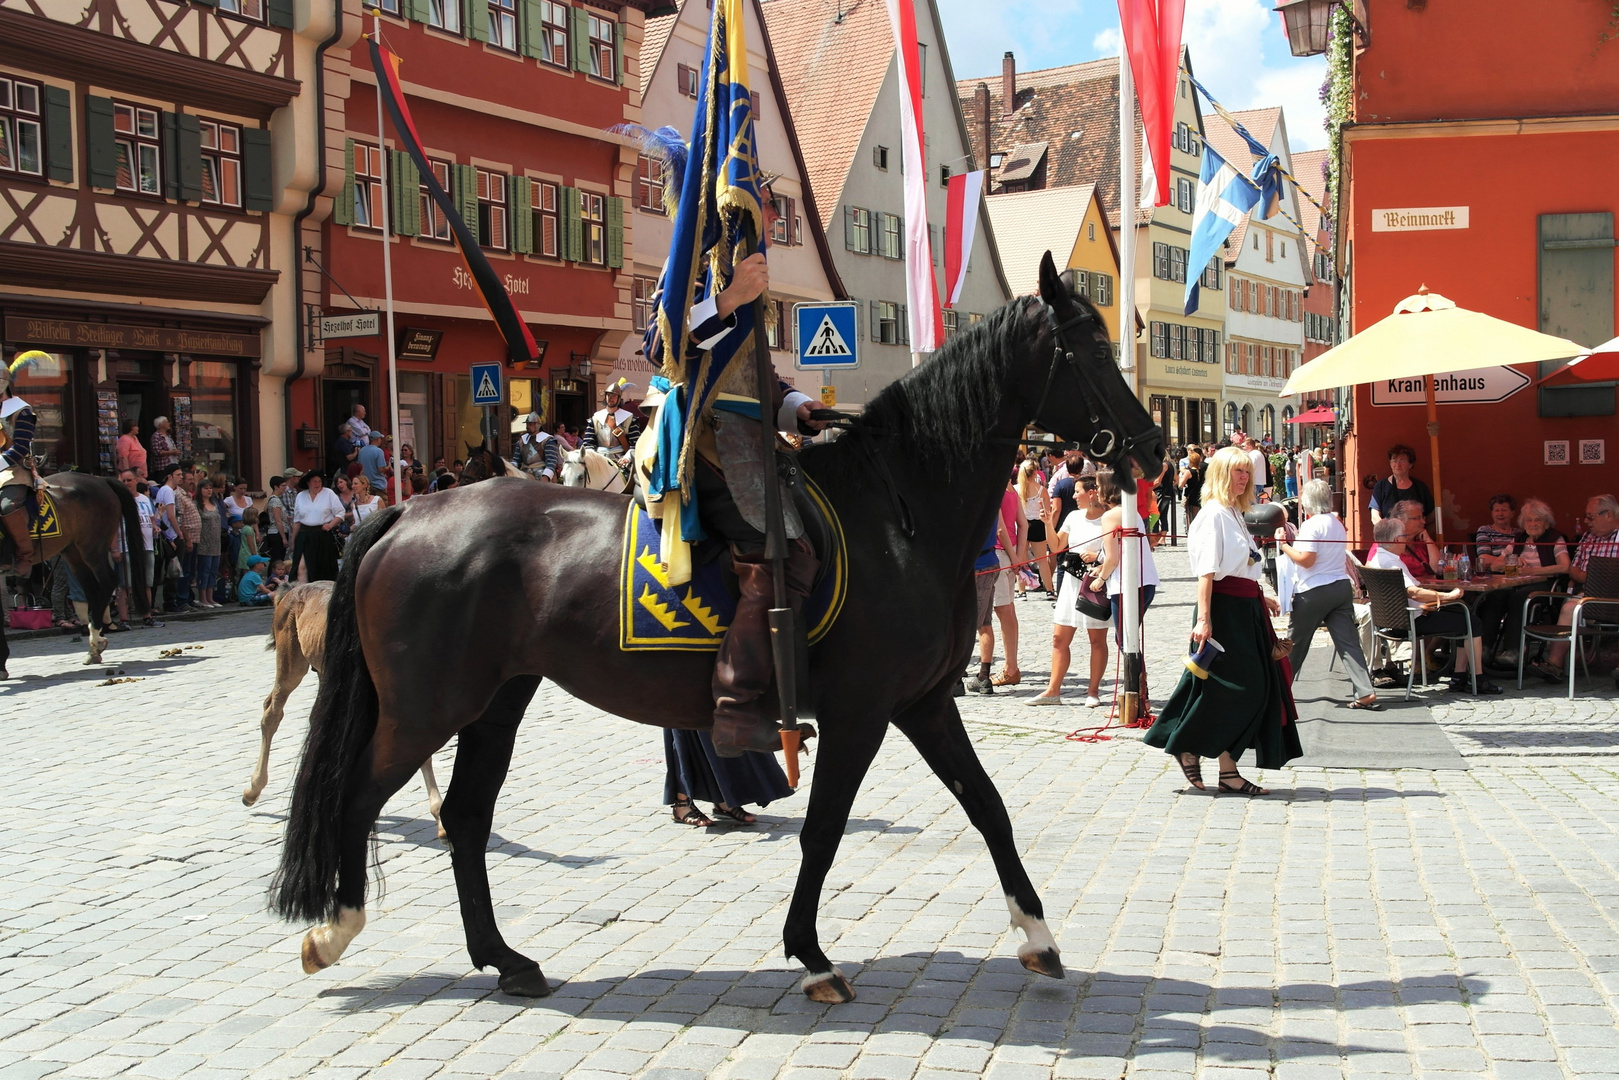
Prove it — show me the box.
[1416,567,1564,594]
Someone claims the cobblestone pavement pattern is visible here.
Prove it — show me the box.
[2,545,1617,1080]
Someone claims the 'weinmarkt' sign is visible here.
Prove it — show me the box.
[6,316,262,358]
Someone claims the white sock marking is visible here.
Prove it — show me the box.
[1006,895,1059,959]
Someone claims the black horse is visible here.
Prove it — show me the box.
[1,472,147,678]
[272,253,1164,1003]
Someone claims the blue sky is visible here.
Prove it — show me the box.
[936,0,1330,151]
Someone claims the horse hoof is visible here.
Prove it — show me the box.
[801,970,855,1004]
[1019,946,1065,980]
[300,931,330,974]
[498,965,551,997]
[242,789,259,807]
[0,667,9,680]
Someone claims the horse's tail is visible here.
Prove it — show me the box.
[271,504,405,923]
[106,477,148,616]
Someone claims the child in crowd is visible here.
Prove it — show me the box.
[235,509,261,574]
[237,555,274,606]
[266,560,290,591]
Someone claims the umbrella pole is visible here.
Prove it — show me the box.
[1425,378,1445,543]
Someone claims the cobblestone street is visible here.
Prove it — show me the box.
[2,546,1617,1080]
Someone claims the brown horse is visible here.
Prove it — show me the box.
[272,254,1165,1003]
[1,472,147,677]
[243,581,445,837]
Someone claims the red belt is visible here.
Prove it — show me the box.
[1212,576,1261,598]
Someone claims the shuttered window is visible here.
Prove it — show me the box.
[606,195,623,267]
[527,178,559,257]
[199,119,241,208]
[428,0,462,34]
[420,159,452,241]
[487,0,518,50]
[1539,212,1616,417]
[845,206,871,254]
[476,167,507,250]
[676,63,698,97]
[0,76,45,180]
[390,150,420,236]
[348,142,384,228]
[636,154,663,211]
[1150,320,1166,358]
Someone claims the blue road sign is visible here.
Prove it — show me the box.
[469,361,504,406]
[794,302,860,369]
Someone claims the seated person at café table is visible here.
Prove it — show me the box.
[1368,444,1434,526]
[1474,494,1519,570]
[1367,517,1505,695]
[1533,493,1619,682]
[1473,498,1570,668]
[1368,499,1441,579]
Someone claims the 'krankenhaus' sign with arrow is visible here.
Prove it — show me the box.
[1370,366,1530,406]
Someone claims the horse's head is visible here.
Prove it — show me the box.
[1026,251,1164,492]
[460,440,508,484]
[558,448,587,487]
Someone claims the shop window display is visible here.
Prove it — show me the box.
[10,351,73,472]
[189,360,238,478]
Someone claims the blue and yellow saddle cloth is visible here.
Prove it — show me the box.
[619,477,846,651]
[30,489,61,540]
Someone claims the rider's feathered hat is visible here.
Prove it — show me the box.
[0,350,47,393]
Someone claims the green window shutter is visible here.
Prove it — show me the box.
[266,0,294,29]
[606,195,623,267]
[242,127,273,211]
[162,111,181,200]
[333,138,355,226]
[465,0,488,41]
[614,20,625,85]
[562,185,582,261]
[86,96,117,190]
[43,86,73,183]
[520,0,542,58]
[457,164,480,232]
[404,154,421,236]
[177,114,202,203]
[869,300,878,339]
[511,176,532,253]
[390,151,406,234]
[405,0,431,21]
[193,0,216,6]
[571,7,592,72]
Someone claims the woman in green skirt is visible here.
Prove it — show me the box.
[1145,445,1301,795]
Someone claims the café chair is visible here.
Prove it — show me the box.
[1360,565,1477,699]
[1519,555,1619,699]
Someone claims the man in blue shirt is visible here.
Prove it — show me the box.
[357,432,388,492]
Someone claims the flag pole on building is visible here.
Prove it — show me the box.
[371,10,403,502]
[1117,46,1144,703]
[884,0,943,366]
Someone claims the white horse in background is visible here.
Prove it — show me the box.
[559,447,630,493]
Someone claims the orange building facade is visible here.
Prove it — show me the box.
[1336,0,1619,545]
[288,0,652,475]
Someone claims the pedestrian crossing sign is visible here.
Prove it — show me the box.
[469,361,503,406]
[794,302,860,369]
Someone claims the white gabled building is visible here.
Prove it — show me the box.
[762,0,1010,407]
[1203,107,1309,443]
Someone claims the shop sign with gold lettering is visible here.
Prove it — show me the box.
[397,327,443,361]
[5,316,262,357]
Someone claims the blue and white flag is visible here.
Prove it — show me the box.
[1184,144,1261,316]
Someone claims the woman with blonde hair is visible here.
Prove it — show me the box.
[1015,456,1053,595]
[1145,445,1301,796]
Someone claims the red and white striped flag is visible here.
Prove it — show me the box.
[943,170,984,308]
[885,0,943,355]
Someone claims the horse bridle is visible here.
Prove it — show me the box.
[1031,298,1158,467]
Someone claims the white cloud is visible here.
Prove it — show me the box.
[1253,65,1329,151]
[1092,27,1121,54]
[1183,0,1328,150]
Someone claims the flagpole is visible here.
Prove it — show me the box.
[373,10,403,503]
[1118,48,1143,666]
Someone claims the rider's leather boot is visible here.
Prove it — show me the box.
[710,543,820,757]
[1,507,33,577]
[711,553,782,757]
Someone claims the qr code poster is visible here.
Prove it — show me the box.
[1580,439,1606,465]
[1544,440,1571,466]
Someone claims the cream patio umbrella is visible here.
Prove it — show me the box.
[1281,286,1584,539]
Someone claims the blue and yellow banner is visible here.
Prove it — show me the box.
[648,0,767,504]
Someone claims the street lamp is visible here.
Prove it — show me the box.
[1274,0,1369,57]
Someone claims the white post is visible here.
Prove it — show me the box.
[1118,49,1142,656]
[374,11,403,502]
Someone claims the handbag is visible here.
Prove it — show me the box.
[8,607,51,631]
[1271,636,1294,661]
[1074,570,1112,621]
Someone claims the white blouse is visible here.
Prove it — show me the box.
[1188,502,1263,581]
[294,487,346,527]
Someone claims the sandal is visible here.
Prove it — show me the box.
[991,669,1022,686]
[670,796,713,827]
[712,803,757,825]
[1178,753,1205,790]
[1348,696,1383,711]
[1218,771,1269,797]
[1530,661,1563,683]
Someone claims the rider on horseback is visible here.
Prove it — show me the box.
[641,182,826,757]
[0,352,42,576]
[512,413,559,481]
[583,378,641,465]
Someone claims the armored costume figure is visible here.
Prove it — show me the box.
[0,352,42,575]
[583,378,642,463]
[512,412,560,481]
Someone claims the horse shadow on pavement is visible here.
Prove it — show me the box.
[317,954,1489,1064]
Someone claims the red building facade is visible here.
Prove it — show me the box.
[288,0,654,474]
[1336,0,1619,544]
